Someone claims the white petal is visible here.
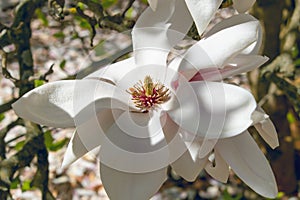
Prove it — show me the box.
[62,109,123,168]
[100,110,170,173]
[204,14,262,55]
[12,80,133,128]
[233,0,256,13]
[84,57,137,85]
[133,0,193,66]
[184,0,223,35]
[177,20,260,80]
[189,55,267,82]
[100,162,167,200]
[221,55,269,79]
[62,130,100,169]
[252,107,279,149]
[198,20,259,67]
[162,115,208,181]
[215,131,278,198]
[168,82,257,139]
[147,0,158,11]
[205,151,229,183]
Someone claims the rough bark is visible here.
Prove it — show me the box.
[249,0,299,194]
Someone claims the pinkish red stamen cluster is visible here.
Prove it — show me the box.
[128,76,171,111]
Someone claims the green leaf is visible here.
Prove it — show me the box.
[35,8,49,26]
[49,138,68,151]
[44,130,54,150]
[294,58,300,67]
[291,46,299,59]
[44,130,68,151]
[125,7,134,18]
[21,180,32,191]
[10,177,20,189]
[287,112,297,123]
[76,2,86,10]
[94,40,106,56]
[34,80,45,88]
[53,31,65,38]
[222,189,242,200]
[102,0,118,9]
[14,140,25,151]
[0,113,5,122]
[59,59,67,69]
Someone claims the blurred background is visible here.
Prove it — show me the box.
[0,0,299,199]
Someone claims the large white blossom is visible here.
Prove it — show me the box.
[13,0,278,199]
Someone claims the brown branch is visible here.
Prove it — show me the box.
[122,0,135,17]
[0,99,17,114]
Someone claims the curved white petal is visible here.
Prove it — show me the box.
[233,0,256,13]
[100,162,167,200]
[168,82,257,139]
[147,0,158,11]
[162,115,208,181]
[184,0,223,35]
[196,20,259,67]
[12,80,133,128]
[205,151,229,183]
[99,110,170,173]
[221,55,268,79]
[252,107,279,149]
[177,20,260,80]
[62,109,123,168]
[215,131,278,198]
[204,14,262,55]
[189,55,268,82]
[84,57,137,85]
[62,131,100,169]
[133,0,193,66]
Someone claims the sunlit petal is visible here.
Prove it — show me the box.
[204,14,262,55]
[184,0,223,35]
[12,80,133,128]
[84,57,137,85]
[177,20,260,80]
[168,82,256,139]
[133,0,193,66]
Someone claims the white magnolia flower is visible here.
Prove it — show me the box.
[12,0,278,199]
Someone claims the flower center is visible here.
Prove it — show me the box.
[127,76,171,111]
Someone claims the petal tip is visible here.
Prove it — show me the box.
[147,0,158,11]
